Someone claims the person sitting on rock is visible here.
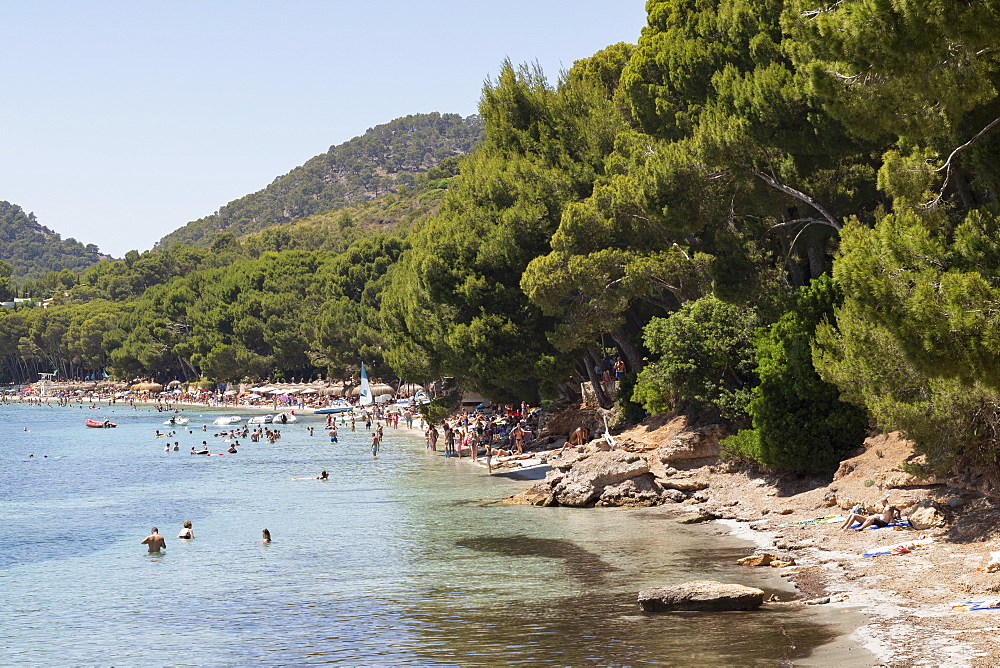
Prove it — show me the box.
[840,497,900,530]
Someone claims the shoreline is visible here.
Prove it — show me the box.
[489,413,1000,666]
[15,393,996,663]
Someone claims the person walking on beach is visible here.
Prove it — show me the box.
[142,528,166,553]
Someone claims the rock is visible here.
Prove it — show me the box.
[693,491,710,502]
[638,581,765,612]
[736,554,775,567]
[661,489,687,503]
[657,478,709,492]
[947,496,962,509]
[503,484,555,506]
[779,508,794,515]
[906,499,947,529]
[823,490,838,507]
[770,559,795,568]
[552,450,651,507]
[679,511,718,524]
[657,425,726,462]
[597,472,662,507]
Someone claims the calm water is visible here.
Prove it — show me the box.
[0,402,864,665]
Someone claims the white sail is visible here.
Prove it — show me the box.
[359,362,374,406]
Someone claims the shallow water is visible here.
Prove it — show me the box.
[1,402,865,665]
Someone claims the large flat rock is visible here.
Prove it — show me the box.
[553,450,650,507]
[637,580,765,612]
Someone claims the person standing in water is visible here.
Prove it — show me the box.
[262,529,271,543]
[142,528,166,553]
[177,521,194,539]
[371,432,380,457]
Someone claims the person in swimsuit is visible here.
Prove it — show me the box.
[317,470,329,481]
[840,498,901,530]
[177,521,194,539]
[142,528,166,553]
[262,528,271,543]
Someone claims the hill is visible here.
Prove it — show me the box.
[0,201,109,281]
[156,112,483,250]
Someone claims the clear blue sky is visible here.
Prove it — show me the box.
[0,1,648,257]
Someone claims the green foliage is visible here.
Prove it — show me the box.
[380,62,600,402]
[614,371,647,426]
[0,202,107,281]
[156,113,484,250]
[633,297,759,420]
[738,274,867,471]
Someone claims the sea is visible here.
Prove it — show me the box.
[0,401,871,666]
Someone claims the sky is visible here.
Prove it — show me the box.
[0,1,648,258]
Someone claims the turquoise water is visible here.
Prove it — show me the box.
[1,402,862,665]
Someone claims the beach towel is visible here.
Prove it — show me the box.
[862,535,933,557]
[778,515,844,527]
[951,601,1000,612]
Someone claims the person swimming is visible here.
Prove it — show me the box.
[177,521,194,539]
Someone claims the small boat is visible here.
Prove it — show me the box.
[274,412,296,424]
[85,419,116,428]
[163,416,189,426]
[213,415,242,426]
[313,401,353,415]
[248,414,274,425]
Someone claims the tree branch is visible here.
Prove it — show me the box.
[753,170,841,230]
[927,116,1000,208]
[766,217,834,233]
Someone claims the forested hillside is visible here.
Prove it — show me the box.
[156,113,483,249]
[3,0,1000,486]
[0,202,107,281]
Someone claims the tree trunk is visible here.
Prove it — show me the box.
[584,349,613,409]
[610,326,643,374]
[807,243,826,280]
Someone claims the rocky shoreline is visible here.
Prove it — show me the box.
[493,411,1000,665]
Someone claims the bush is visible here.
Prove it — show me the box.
[633,297,759,421]
[746,275,867,471]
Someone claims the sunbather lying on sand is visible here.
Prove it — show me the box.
[841,497,901,530]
